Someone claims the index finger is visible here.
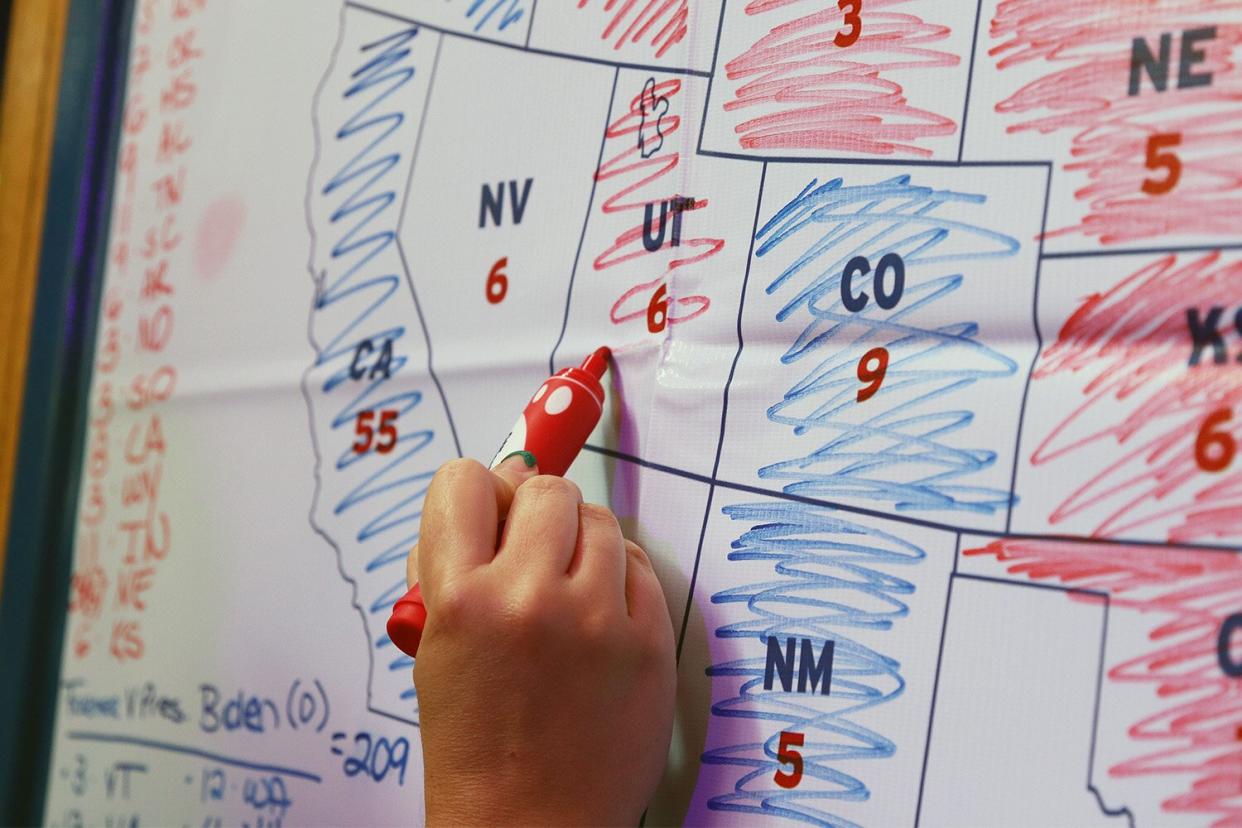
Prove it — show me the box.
[416,454,538,588]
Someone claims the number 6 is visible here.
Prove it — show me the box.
[1195,407,1235,472]
[486,257,509,304]
[647,284,668,333]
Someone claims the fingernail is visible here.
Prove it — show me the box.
[498,450,538,471]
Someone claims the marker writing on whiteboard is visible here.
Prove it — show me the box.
[386,347,612,658]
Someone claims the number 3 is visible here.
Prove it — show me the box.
[836,0,861,47]
[774,731,804,789]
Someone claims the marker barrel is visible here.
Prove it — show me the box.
[386,348,611,659]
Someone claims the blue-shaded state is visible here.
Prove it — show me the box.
[755,174,1021,517]
[703,502,921,827]
[312,26,434,709]
[704,174,1020,825]
[454,0,527,32]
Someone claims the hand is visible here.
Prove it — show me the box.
[408,455,677,826]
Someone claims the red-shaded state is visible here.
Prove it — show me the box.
[576,0,688,59]
[593,78,723,328]
[1032,252,1242,543]
[990,1,1242,245]
[965,538,1242,826]
[722,0,959,155]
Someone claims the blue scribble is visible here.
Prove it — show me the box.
[755,174,1021,517]
[704,175,1021,825]
[704,502,920,827]
[311,26,433,713]
[454,0,527,33]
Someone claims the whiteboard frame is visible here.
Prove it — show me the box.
[0,0,134,822]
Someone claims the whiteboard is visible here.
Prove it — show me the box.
[42,1,1242,826]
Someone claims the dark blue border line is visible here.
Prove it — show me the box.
[674,160,767,663]
[694,0,728,159]
[952,571,1107,600]
[346,1,712,78]
[64,731,322,784]
[956,0,985,163]
[549,66,620,376]
[913,533,960,827]
[695,148,1053,169]
[393,30,464,459]
[523,0,537,49]
[1086,597,1135,825]
[1004,162,1052,534]
[581,443,1242,555]
[1043,241,1242,260]
[948,573,1133,825]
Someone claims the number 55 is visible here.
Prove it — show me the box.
[353,409,398,455]
[774,731,804,789]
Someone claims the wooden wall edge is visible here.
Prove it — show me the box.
[0,0,72,592]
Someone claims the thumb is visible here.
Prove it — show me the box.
[490,451,539,525]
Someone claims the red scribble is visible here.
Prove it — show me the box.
[576,0,688,59]
[990,2,1242,245]
[722,0,959,155]
[593,77,723,328]
[74,1,200,664]
[965,538,1242,826]
[1031,252,1242,543]
[70,563,108,620]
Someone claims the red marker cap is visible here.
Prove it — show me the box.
[386,347,612,659]
[387,583,427,658]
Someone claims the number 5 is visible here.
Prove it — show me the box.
[353,410,374,454]
[375,409,398,454]
[1142,132,1181,195]
[774,731,804,789]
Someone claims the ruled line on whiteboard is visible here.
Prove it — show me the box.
[64,731,323,783]
[1043,242,1242,260]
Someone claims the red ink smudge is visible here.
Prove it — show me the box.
[989,2,1242,245]
[1031,252,1242,543]
[194,194,246,281]
[576,0,689,59]
[965,538,1242,826]
[722,0,960,155]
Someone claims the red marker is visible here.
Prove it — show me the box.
[386,347,612,658]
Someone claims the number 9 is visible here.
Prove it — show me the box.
[856,346,888,402]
